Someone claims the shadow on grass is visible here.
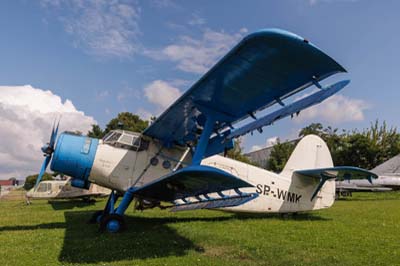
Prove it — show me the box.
[59,211,203,263]
[232,212,330,221]
[0,209,328,263]
[0,222,66,232]
[48,199,96,210]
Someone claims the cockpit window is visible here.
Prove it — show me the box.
[105,132,121,142]
[103,130,149,152]
[102,131,114,141]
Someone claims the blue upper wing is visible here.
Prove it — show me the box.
[143,29,346,147]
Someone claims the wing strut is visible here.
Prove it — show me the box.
[192,116,216,165]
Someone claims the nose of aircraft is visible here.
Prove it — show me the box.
[50,133,99,189]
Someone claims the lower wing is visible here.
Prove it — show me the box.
[131,165,258,211]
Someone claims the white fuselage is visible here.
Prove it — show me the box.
[88,139,335,213]
[202,155,335,213]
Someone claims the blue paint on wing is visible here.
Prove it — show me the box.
[143,28,346,150]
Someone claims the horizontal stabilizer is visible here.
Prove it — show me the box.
[132,165,253,202]
[295,166,378,201]
[296,166,378,182]
[227,80,350,140]
[171,193,258,212]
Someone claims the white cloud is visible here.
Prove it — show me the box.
[143,80,182,110]
[41,0,141,58]
[293,93,369,123]
[150,0,179,9]
[144,28,248,74]
[188,14,206,26]
[249,136,278,152]
[266,136,279,147]
[0,85,96,179]
[250,145,262,152]
[136,108,153,121]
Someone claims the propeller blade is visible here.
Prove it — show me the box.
[49,118,60,149]
[34,155,51,190]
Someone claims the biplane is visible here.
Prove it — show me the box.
[35,29,377,233]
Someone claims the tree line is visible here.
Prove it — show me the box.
[267,121,400,172]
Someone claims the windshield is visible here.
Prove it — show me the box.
[103,130,149,151]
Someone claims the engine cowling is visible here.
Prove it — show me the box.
[50,132,99,189]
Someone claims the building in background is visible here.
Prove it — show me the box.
[245,139,299,169]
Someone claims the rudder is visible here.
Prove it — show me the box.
[281,135,334,177]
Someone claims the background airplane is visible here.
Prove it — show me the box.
[26,177,110,203]
[336,154,400,197]
[33,29,376,233]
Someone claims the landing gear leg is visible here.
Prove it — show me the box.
[88,190,119,224]
[98,188,135,233]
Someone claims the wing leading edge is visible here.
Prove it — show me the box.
[143,29,346,154]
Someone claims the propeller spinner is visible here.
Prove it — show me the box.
[34,120,60,190]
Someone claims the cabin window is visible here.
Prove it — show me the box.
[119,134,134,145]
[37,183,47,192]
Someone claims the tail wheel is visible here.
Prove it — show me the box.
[99,214,126,233]
[88,210,104,224]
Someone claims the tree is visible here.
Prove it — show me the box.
[105,112,149,134]
[87,124,104,138]
[298,123,325,137]
[266,139,296,172]
[226,139,252,164]
[226,139,254,165]
[334,121,400,169]
[267,120,400,171]
[87,112,149,139]
[23,173,54,190]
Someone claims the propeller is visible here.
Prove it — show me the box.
[34,119,60,190]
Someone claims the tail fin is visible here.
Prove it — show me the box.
[281,135,333,178]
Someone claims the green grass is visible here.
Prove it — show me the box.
[0,193,399,266]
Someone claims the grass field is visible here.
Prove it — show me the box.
[0,192,399,266]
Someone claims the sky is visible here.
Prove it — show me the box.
[0,0,399,179]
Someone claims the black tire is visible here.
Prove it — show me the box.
[88,210,104,224]
[99,214,126,233]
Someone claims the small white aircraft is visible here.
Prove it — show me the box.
[34,29,376,232]
[26,178,110,202]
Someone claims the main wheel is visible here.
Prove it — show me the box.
[88,210,104,224]
[99,214,126,233]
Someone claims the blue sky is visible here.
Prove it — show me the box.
[0,0,399,178]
